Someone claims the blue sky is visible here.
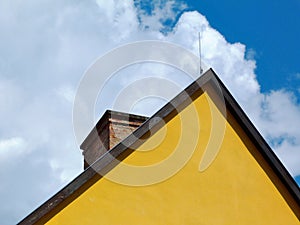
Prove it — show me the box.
[0,1,299,224]
[136,0,300,96]
[188,0,300,95]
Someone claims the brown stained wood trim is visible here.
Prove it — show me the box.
[17,68,300,224]
[17,167,98,225]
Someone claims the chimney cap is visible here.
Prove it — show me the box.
[80,110,148,151]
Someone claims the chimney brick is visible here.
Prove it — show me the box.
[80,110,148,169]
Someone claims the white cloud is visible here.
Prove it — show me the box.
[0,137,28,160]
[56,85,75,103]
[0,0,299,224]
[275,141,300,176]
[246,48,257,60]
[257,90,300,176]
[261,90,300,138]
[136,0,187,32]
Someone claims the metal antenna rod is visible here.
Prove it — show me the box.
[198,31,203,74]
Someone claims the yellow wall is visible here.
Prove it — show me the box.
[42,90,299,224]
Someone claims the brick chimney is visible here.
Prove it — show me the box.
[80,110,148,169]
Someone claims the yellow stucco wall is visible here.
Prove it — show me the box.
[42,90,299,224]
